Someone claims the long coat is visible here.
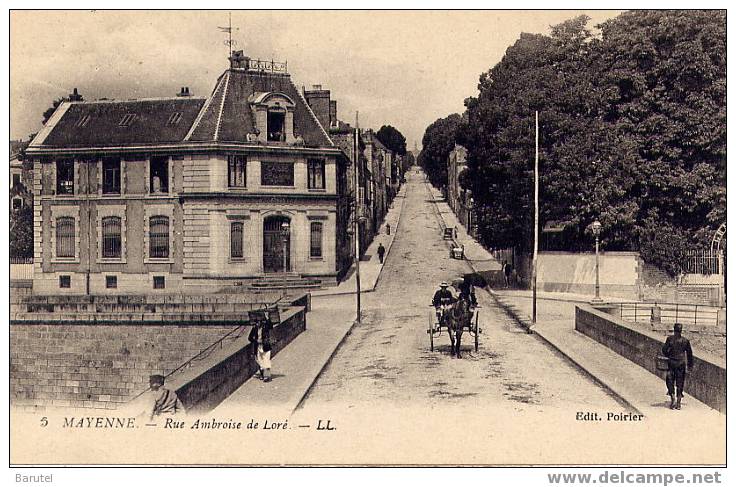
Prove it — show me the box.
[248,322,273,353]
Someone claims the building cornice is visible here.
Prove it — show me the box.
[25,142,342,158]
[179,192,338,202]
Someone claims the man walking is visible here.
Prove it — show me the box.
[377,243,386,264]
[662,323,694,410]
[503,261,512,288]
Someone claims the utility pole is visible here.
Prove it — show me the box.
[86,159,91,296]
[532,111,539,326]
[354,115,362,323]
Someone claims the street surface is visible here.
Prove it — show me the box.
[299,170,621,413]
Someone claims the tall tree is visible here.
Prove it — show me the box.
[375,125,407,156]
[456,11,725,274]
[419,113,462,190]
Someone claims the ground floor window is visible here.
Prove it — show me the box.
[106,275,118,289]
[102,216,122,259]
[153,276,166,289]
[230,221,244,259]
[149,216,170,258]
[310,221,323,258]
[56,217,76,258]
[59,275,71,288]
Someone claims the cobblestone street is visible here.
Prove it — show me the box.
[299,170,622,413]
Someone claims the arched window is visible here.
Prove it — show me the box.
[101,216,122,258]
[149,216,170,258]
[231,221,244,259]
[310,222,323,258]
[56,217,75,258]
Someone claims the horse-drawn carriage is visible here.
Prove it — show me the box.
[427,295,481,356]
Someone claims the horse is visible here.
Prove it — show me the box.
[448,295,473,358]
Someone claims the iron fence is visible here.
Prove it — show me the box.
[617,301,720,328]
[682,249,722,275]
[10,258,33,281]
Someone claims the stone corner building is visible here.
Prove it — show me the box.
[26,51,350,295]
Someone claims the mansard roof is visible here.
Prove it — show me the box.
[186,69,333,147]
[34,97,207,148]
[30,68,334,150]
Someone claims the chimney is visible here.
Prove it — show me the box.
[68,88,83,102]
[228,50,249,69]
[303,84,331,130]
[329,100,337,127]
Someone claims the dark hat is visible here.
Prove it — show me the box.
[149,374,165,385]
[673,323,683,332]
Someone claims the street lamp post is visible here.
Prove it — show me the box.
[591,220,603,304]
[281,222,290,297]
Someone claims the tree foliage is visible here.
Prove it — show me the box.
[453,11,725,274]
[375,125,407,156]
[10,205,34,259]
[42,92,84,125]
[418,113,462,190]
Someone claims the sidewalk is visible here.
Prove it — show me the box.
[211,293,357,416]
[424,182,500,272]
[493,290,723,422]
[424,178,723,420]
[313,184,408,296]
[212,185,409,416]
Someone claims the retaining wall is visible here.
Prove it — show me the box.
[575,305,726,413]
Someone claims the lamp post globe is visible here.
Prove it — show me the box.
[592,220,603,304]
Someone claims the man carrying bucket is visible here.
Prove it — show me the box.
[661,323,694,410]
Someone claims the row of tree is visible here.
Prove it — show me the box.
[420,11,726,275]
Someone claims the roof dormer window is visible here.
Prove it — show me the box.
[267,109,286,142]
[168,112,182,125]
[118,114,136,127]
[76,114,91,127]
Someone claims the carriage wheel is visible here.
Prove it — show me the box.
[428,311,434,352]
[474,313,480,352]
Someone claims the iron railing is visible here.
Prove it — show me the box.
[617,301,720,327]
[129,296,288,402]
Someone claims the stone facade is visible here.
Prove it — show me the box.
[26,55,350,295]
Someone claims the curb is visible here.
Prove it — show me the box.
[422,177,643,415]
[292,315,359,413]
[314,185,409,297]
[487,287,643,415]
[372,188,408,290]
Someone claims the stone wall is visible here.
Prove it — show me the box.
[575,305,726,413]
[166,306,306,413]
[10,323,232,411]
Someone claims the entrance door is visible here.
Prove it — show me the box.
[263,215,291,273]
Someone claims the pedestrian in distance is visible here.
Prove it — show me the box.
[377,243,386,264]
[662,323,694,410]
[249,319,273,382]
[503,261,512,288]
[145,374,185,421]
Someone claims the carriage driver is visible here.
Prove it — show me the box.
[456,276,478,308]
[432,281,456,323]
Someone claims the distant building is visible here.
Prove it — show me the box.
[447,144,475,235]
[26,51,350,294]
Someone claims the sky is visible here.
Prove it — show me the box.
[10,10,622,149]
